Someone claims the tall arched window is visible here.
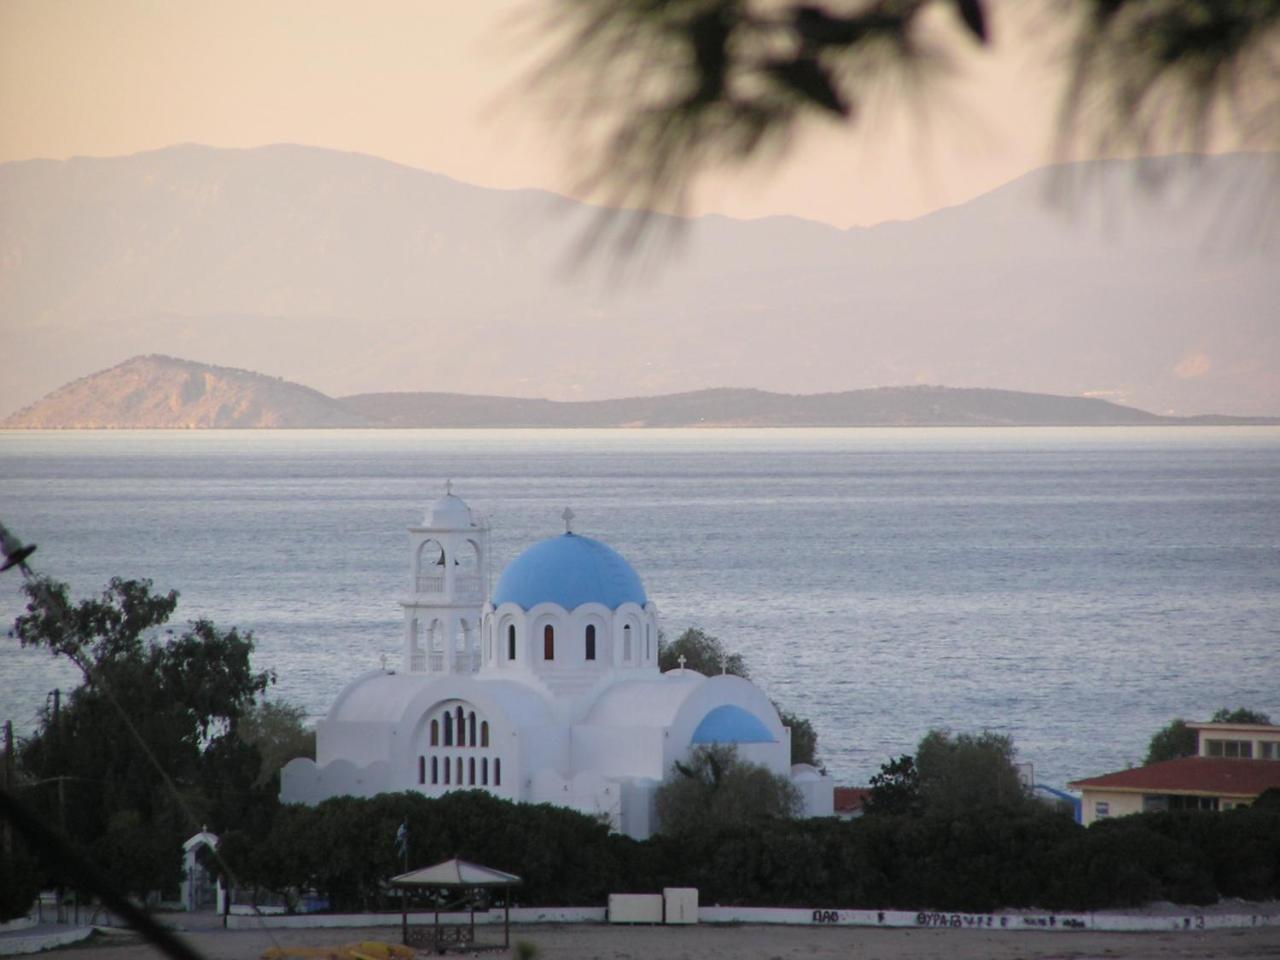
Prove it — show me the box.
[507,624,516,661]
[543,624,555,661]
[482,757,489,785]
[469,757,476,785]
[443,712,453,746]
[623,624,632,661]
[480,721,489,748]
[430,719,439,747]
[455,706,465,745]
[431,756,439,785]
[456,757,463,784]
[468,712,476,747]
[646,624,651,660]
[444,756,451,784]
[418,756,425,785]
[494,758,502,786]
[585,624,596,661]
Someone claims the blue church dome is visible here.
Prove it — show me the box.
[691,705,776,744]
[492,533,648,611]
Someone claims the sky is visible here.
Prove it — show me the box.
[1,1,1098,229]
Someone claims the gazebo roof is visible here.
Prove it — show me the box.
[390,858,521,888]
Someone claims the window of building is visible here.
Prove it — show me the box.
[645,624,651,660]
[623,624,632,661]
[1095,801,1110,818]
[481,721,489,748]
[456,706,466,745]
[585,624,596,661]
[544,624,555,660]
[468,712,477,747]
[430,719,439,747]
[443,712,453,746]
[482,757,488,785]
[507,624,516,661]
[469,757,476,785]
[1262,742,1276,760]
[1206,738,1253,758]
[444,756,451,784]
[456,757,463,784]
[494,758,502,786]
[431,756,438,785]
[418,756,425,785]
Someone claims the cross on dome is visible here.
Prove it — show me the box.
[445,479,453,495]
[678,654,687,672]
[562,507,575,534]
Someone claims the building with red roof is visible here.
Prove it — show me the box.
[1069,721,1280,825]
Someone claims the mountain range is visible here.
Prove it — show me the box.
[1,144,1277,420]
[4,355,1274,429]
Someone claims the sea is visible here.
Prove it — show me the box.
[1,427,1277,793]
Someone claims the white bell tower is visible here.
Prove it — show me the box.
[402,482,489,675]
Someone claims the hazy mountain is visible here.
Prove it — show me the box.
[7,355,1274,428]
[2,144,1277,419]
[1,355,371,428]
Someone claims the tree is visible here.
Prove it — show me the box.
[914,729,1029,817]
[1146,717,1197,764]
[540,0,1280,249]
[659,627,748,677]
[1211,707,1272,725]
[655,744,802,835]
[863,753,921,816]
[238,700,316,789]
[9,576,275,898]
[774,704,819,768]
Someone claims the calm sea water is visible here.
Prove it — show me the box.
[2,428,1277,792]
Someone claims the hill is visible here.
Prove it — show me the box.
[0,355,372,428]
[1,144,1277,421]
[6,356,1276,428]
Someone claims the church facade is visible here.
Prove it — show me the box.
[281,489,833,839]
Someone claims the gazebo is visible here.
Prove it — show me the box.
[389,858,522,952]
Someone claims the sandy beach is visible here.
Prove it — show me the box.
[28,921,1280,960]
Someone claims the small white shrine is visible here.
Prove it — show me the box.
[281,488,833,838]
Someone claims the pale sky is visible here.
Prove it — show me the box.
[0,1,1107,228]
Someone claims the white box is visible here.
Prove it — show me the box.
[608,893,664,924]
[663,887,698,924]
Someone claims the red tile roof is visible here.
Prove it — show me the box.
[834,787,871,813]
[1069,757,1280,797]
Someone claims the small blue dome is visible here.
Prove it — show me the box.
[492,533,647,611]
[691,705,776,744]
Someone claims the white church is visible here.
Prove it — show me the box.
[281,488,833,839]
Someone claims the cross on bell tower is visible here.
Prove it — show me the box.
[562,507,575,534]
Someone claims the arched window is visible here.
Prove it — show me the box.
[456,757,463,784]
[455,706,465,744]
[507,624,516,661]
[585,624,597,661]
[646,624,651,659]
[623,624,632,661]
[482,757,489,785]
[480,721,489,748]
[443,712,453,746]
[494,757,502,786]
[430,719,439,747]
[431,756,439,785]
[444,756,451,784]
[418,756,425,785]
[468,712,476,747]
[469,757,476,785]
[543,624,555,661]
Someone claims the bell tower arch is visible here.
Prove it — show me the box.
[403,482,489,675]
